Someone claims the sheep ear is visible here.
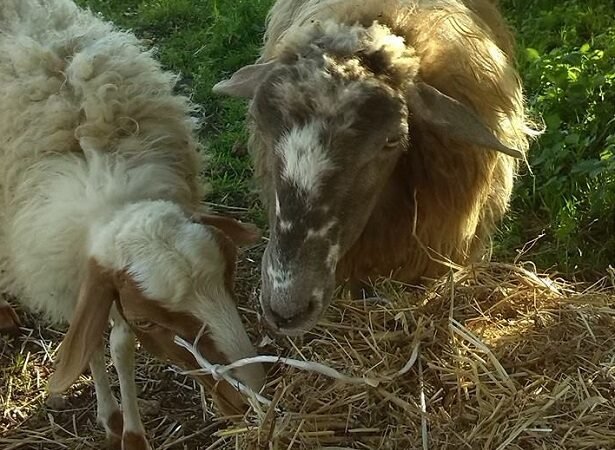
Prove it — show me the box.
[407,82,524,159]
[198,214,261,246]
[212,61,276,98]
[48,259,116,394]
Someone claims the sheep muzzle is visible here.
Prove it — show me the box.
[116,274,261,416]
[259,242,337,336]
[134,326,250,416]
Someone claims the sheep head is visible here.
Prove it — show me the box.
[214,21,523,335]
[48,201,265,416]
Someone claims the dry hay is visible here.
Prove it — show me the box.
[0,310,228,450]
[1,260,615,449]
[216,263,615,450]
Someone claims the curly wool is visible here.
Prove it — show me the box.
[0,0,204,322]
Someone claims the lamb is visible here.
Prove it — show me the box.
[0,1,265,448]
[213,0,537,335]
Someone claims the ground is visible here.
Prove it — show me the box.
[1,0,614,449]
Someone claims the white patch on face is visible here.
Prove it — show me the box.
[326,244,340,271]
[192,291,265,391]
[279,219,293,232]
[312,288,324,304]
[275,192,293,232]
[275,193,281,217]
[276,121,332,196]
[267,265,292,290]
[92,202,224,306]
[306,219,337,239]
[128,222,221,305]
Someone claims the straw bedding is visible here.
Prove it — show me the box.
[221,263,615,449]
[1,260,614,449]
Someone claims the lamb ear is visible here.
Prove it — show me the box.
[198,213,261,246]
[48,259,116,394]
[407,81,524,159]
[212,61,276,98]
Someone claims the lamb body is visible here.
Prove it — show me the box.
[0,0,201,315]
[0,1,264,448]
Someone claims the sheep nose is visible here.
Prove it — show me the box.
[269,296,318,330]
[261,285,327,336]
[260,246,335,335]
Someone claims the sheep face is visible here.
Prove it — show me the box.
[114,259,256,416]
[213,21,524,335]
[49,203,265,415]
[252,64,409,335]
[211,22,413,335]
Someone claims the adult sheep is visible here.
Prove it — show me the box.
[214,0,536,336]
[0,297,20,333]
[0,0,265,448]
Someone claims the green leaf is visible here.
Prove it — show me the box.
[564,133,580,145]
[544,113,562,130]
[525,47,541,61]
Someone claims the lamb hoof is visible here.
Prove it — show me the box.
[102,410,123,450]
[105,434,122,450]
[0,303,21,334]
[45,393,68,410]
[122,431,151,450]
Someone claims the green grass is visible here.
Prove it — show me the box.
[498,0,615,276]
[77,0,614,278]
[77,0,274,226]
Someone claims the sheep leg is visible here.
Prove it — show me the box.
[110,320,151,450]
[89,347,123,449]
[0,296,21,334]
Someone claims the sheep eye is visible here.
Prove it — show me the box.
[133,320,156,331]
[384,137,401,149]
